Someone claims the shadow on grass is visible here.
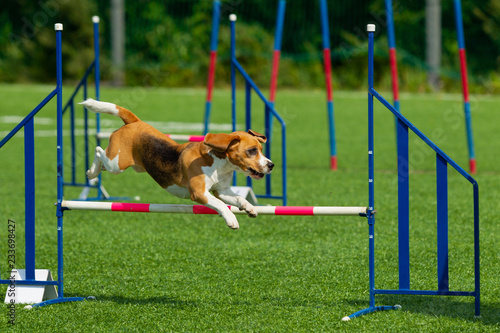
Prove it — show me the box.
[347,296,500,326]
[88,294,198,309]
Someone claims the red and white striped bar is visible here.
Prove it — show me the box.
[61,200,368,216]
[97,132,205,142]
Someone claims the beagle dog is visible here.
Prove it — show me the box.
[80,99,274,229]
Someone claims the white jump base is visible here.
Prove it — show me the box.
[61,201,368,216]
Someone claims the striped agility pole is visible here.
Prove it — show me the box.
[384,0,401,112]
[203,0,221,135]
[269,0,286,106]
[453,0,476,174]
[319,0,337,170]
[266,0,286,144]
[61,200,368,217]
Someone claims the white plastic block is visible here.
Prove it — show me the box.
[4,269,58,304]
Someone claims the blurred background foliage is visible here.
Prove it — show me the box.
[0,0,499,93]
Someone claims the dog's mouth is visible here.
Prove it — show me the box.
[248,168,265,180]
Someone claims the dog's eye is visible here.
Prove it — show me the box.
[246,148,258,157]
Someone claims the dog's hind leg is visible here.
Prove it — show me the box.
[87,147,105,179]
[87,146,125,179]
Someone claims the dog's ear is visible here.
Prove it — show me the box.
[204,133,241,152]
[247,129,267,143]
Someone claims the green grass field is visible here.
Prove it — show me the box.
[0,83,499,331]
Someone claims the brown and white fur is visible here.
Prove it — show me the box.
[79,99,274,229]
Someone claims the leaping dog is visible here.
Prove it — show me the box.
[80,99,274,229]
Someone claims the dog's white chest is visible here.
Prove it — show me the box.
[202,155,234,191]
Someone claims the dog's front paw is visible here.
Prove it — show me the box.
[241,203,258,218]
[86,169,98,179]
[223,212,240,230]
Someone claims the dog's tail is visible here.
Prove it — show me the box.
[79,99,140,125]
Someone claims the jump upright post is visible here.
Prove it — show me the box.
[62,16,120,201]
[230,14,287,206]
[0,24,85,307]
[62,17,132,201]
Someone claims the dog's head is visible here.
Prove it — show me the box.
[204,130,274,179]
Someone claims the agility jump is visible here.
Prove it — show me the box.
[0,20,479,321]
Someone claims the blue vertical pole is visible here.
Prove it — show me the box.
[24,118,36,281]
[281,123,287,206]
[319,0,337,170]
[265,104,272,196]
[246,81,253,188]
[93,16,100,110]
[436,154,449,291]
[397,117,410,290]
[83,83,89,184]
[230,15,236,133]
[344,24,398,321]
[264,0,286,196]
[93,16,103,199]
[473,183,480,317]
[391,0,410,289]
[55,23,64,297]
[70,103,76,184]
[367,24,376,310]
[230,14,237,186]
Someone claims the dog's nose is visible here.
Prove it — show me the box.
[267,162,274,170]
